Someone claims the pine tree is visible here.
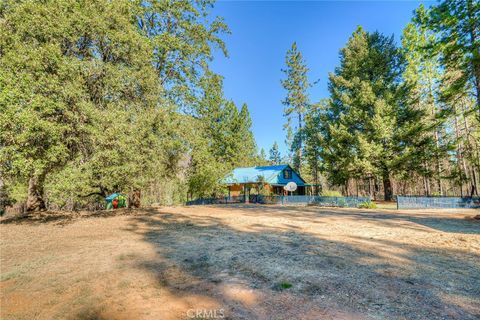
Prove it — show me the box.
[424,0,480,119]
[402,7,448,196]
[324,27,422,200]
[269,142,282,165]
[304,100,328,194]
[420,0,480,195]
[259,148,267,162]
[281,42,310,173]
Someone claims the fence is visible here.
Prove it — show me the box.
[185,196,245,206]
[187,195,370,208]
[397,196,480,209]
[250,195,369,207]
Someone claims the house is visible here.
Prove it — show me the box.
[223,164,311,197]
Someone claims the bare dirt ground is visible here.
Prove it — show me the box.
[1,205,479,320]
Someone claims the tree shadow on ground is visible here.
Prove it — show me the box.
[0,208,156,226]
[124,207,480,320]
[212,204,480,235]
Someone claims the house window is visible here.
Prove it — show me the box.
[283,169,292,179]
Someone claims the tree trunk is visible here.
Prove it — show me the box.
[297,112,303,173]
[0,176,11,214]
[383,170,393,201]
[428,74,443,195]
[453,105,467,197]
[374,178,379,201]
[128,189,141,208]
[471,168,479,197]
[26,174,46,212]
[368,177,374,199]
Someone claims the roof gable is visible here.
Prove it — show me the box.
[222,164,305,186]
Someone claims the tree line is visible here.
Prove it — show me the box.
[274,0,479,200]
[0,0,259,211]
[1,0,478,211]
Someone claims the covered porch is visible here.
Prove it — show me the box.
[226,183,307,197]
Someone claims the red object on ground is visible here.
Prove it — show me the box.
[112,198,119,209]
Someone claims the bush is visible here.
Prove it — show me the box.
[358,201,377,209]
[321,190,342,197]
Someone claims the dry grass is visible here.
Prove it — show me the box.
[1,205,479,319]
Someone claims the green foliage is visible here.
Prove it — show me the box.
[310,27,425,200]
[422,0,480,117]
[0,0,258,209]
[188,72,258,199]
[279,282,293,289]
[302,1,480,198]
[253,175,271,196]
[281,42,311,173]
[358,201,377,209]
[303,100,327,189]
[269,142,282,165]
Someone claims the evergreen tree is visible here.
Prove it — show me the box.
[324,27,422,200]
[259,148,267,162]
[402,7,448,195]
[424,0,480,118]
[405,1,480,196]
[236,103,257,166]
[269,142,282,165]
[188,72,257,198]
[304,100,328,194]
[281,42,310,173]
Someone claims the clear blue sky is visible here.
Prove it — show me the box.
[210,0,433,155]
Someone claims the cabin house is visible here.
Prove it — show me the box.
[223,164,310,197]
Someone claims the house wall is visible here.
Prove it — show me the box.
[263,184,273,194]
[229,183,274,196]
[228,183,307,196]
[228,184,243,197]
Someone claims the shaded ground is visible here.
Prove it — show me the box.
[1,205,479,319]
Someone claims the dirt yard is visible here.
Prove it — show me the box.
[1,205,479,320]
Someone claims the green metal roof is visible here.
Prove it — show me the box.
[222,164,305,186]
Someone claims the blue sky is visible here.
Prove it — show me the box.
[210,0,433,155]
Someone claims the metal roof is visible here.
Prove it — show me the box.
[222,164,305,186]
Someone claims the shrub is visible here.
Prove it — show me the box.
[358,201,377,209]
[321,190,342,197]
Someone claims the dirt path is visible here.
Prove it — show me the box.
[1,205,479,319]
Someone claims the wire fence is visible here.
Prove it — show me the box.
[397,196,480,209]
[185,196,245,206]
[186,195,370,208]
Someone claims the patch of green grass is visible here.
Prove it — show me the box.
[279,282,292,289]
[358,201,377,209]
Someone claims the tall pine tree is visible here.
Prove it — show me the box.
[269,142,282,165]
[281,42,310,173]
[324,27,423,200]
